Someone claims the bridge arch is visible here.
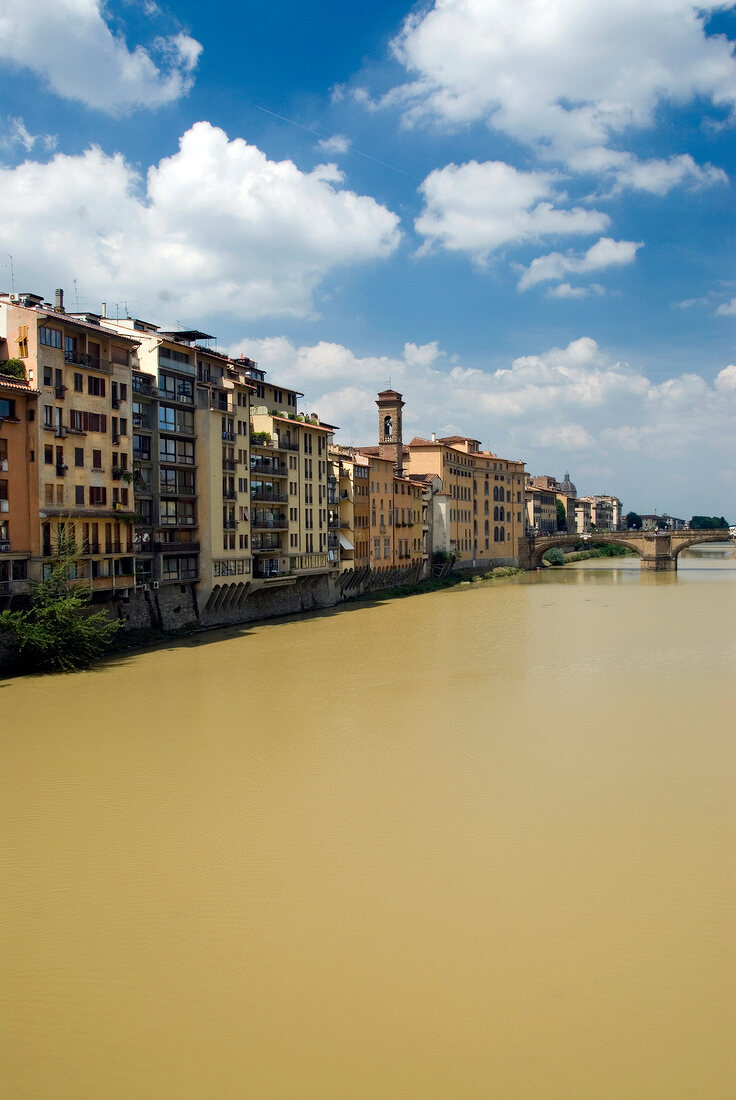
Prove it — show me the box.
[526,529,733,570]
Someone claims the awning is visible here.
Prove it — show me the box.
[339,533,355,550]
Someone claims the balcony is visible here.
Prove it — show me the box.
[65,350,112,373]
[55,464,67,477]
[252,512,288,530]
[222,489,237,500]
[250,490,287,504]
[132,379,157,398]
[253,565,285,579]
[54,385,67,399]
[252,536,281,552]
[327,535,339,550]
[153,539,200,553]
[222,459,237,471]
[278,438,300,452]
[223,519,237,530]
[250,461,288,478]
[221,430,235,442]
[327,516,340,529]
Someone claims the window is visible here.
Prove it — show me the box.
[43,366,53,386]
[64,335,77,360]
[17,325,28,358]
[87,376,105,397]
[44,445,53,464]
[89,486,107,506]
[111,346,129,366]
[74,447,84,467]
[69,410,107,433]
[374,538,381,559]
[75,485,85,505]
[133,435,151,461]
[91,449,102,469]
[39,326,62,348]
[384,537,391,558]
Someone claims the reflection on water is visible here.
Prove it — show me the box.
[2,559,735,1099]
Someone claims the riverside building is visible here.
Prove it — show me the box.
[0,290,138,595]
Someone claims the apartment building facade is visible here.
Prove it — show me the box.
[1,291,139,593]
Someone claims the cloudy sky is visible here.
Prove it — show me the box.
[1,0,735,517]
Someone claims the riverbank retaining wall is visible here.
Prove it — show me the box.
[108,559,430,637]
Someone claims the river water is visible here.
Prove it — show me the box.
[3,551,735,1099]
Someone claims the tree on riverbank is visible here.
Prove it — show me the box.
[626,511,642,529]
[0,532,120,672]
[690,515,729,529]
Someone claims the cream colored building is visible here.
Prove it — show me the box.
[1,290,138,594]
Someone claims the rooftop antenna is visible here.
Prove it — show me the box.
[73,279,80,311]
[7,255,15,294]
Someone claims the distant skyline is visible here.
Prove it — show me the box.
[1,0,734,517]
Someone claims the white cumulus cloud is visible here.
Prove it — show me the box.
[316,135,352,155]
[0,0,202,112]
[415,160,609,262]
[519,237,643,290]
[223,331,736,510]
[385,0,735,187]
[0,122,401,320]
[715,296,736,316]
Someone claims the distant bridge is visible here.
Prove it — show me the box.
[521,529,734,571]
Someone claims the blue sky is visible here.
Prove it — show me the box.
[1,0,735,518]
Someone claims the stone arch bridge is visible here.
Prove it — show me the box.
[521,529,734,571]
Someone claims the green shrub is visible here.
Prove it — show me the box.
[0,533,120,672]
[543,547,565,566]
[0,358,26,380]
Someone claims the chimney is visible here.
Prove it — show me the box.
[431,432,436,442]
[55,288,65,312]
[101,301,107,318]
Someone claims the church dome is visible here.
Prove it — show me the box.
[560,471,577,495]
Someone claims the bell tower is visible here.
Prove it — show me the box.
[376,389,404,474]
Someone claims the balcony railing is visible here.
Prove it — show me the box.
[153,540,200,553]
[252,537,281,552]
[221,430,235,442]
[278,438,300,452]
[222,489,237,500]
[55,464,67,477]
[250,490,287,503]
[252,513,288,530]
[222,459,237,471]
[65,350,112,373]
[250,461,288,477]
[223,519,237,530]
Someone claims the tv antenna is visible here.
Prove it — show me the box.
[7,255,15,294]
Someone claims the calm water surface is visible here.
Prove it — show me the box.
[3,552,735,1098]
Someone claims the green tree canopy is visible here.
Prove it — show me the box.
[0,358,26,380]
[0,531,120,672]
[556,500,567,530]
[626,511,642,529]
[690,515,729,530]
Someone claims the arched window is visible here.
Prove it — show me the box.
[500,527,505,541]
[494,526,499,542]
[484,520,489,535]
[493,486,498,501]
[499,507,505,522]
[493,506,499,521]
[484,500,489,515]
[484,481,489,495]
[499,487,505,502]
[383,415,392,440]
